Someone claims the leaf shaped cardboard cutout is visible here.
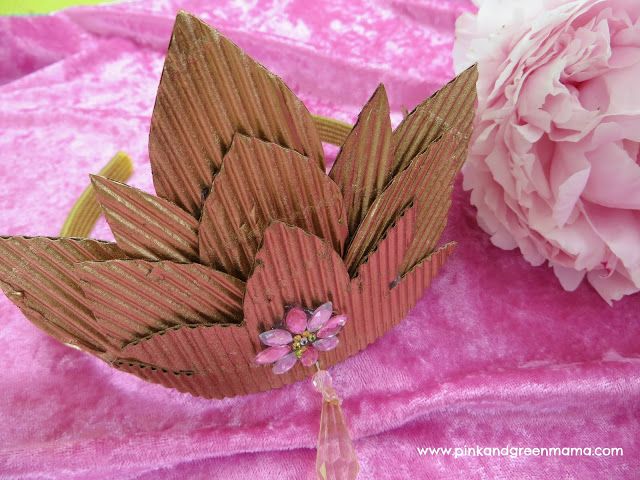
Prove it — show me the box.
[330,85,393,234]
[198,135,348,280]
[0,237,123,353]
[92,175,199,263]
[392,64,477,175]
[149,12,324,217]
[78,260,244,345]
[344,131,459,275]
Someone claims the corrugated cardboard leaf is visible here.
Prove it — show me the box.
[329,85,393,234]
[350,205,455,346]
[78,260,244,345]
[113,321,286,398]
[149,12,324,217]
[0,237,123,353]
[344,131,459,275]
[391,242,456,309]
[244,221,352,384]
[352,204,417,294]
[199,136,348,280]
[244,222,351,328]
[392,64,477,176]
[91,175,199,263]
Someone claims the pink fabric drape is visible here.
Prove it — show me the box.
[0,1,638,478]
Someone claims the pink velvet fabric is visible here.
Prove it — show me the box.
[0,1,638,478]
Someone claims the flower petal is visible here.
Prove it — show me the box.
[308,302,333,332]
[313,336,339,352]
[255,345,290,365]
[272,351,298,374]
[317,314,347,339]
[259,329,293,346]
[300,346,319,367]
[286,306,308,334]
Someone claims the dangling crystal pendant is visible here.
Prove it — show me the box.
[313,369,360,480]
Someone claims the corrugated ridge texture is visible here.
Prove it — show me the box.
[312,114,353,147]
[91,175,200,263]
[349,205,417,350]
[78,260,244,345]
[244,222,352,388]
[344,132,457,275]
[114,322,284,398]
[0,237,123,353]
[149,12,324,217]
[400,132,466,272]
[392,64,477,176]
[198,136,348,280]
[391,242,456,319]
[329,85,394,235]
[103,223,455,399]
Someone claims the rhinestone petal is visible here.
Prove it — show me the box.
[286,306,308,334]
[308,302,333,332]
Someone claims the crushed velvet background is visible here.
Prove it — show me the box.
[0,0,639,478]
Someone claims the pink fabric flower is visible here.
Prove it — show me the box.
[454,0,640,303]
[254,303,346,374]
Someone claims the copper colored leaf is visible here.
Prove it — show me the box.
[345,132,460,275]
[114,321,286,398]
[349,203,455,347]
[354,242,456,351]
[91,175,199,263]
[244,222,351,330]
[352,204,417,294]
[149,12,324,216]
[347,204,417,348]
[392,64,477,176]
[0,237,124,353]
[329,85,393,234]
[198,136,348,280]
[391,242,456,310]
[78,260,244,345]
[243,222,353,382]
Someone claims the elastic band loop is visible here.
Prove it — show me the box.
[59,152,133,237]
[312,114,352,147]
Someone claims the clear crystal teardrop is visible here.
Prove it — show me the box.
[313,369,360,480]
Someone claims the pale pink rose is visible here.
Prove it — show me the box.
[454,0,640,303]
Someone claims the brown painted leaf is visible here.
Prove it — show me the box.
[329,85,393,234]
[391,242,456,310]
[351,204,417,294]
[91,175,199,263]
[344,131,459,275]
[339,204,418,352]
[198,135,348,280]
[149,12,324,217]
[0,237,124,353]
[78,260,244,346]
[113,321,284,398]
[350,203,455,347]
[392,64,477,176]
[244,221,352,381]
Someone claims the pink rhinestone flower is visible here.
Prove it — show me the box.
[254,302,347,374]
